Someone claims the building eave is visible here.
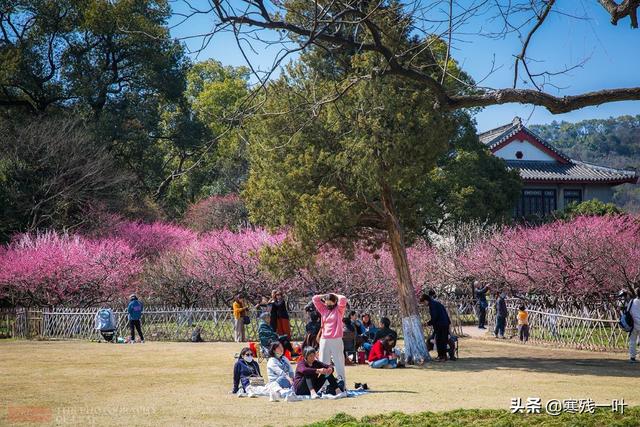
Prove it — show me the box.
[521,177,638,185]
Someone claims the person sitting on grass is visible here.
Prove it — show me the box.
[267,341,295,390]
[358,313,377,340]
[373,317,397,342]
[342,317,357,365]
[258,312,295,356]
[368,335,398,368]
[293,346,345,398]
[191,325,203,342]
[232,347,262,396]
[302,308,321,350]
[517,305,530,343]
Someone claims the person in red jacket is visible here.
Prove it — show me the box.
[368,335,398,369]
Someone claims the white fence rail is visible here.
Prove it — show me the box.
[485,304,628,352]
[3,303,464,342]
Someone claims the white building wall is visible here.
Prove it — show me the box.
[494,140,555,161]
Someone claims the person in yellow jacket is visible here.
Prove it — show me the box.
[233,295,248,342]
[517,305,529,343]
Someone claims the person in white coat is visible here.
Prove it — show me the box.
[628,288,640,363]
[266,341,298,401]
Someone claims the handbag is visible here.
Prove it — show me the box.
[619,300,635,332]
[243,315,251,325]
[248,376,264,387]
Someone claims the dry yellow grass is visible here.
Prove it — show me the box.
[1,338,638,426]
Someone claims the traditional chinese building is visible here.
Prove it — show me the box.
[479,117,638,218]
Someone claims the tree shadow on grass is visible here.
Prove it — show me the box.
[429,356,640,378]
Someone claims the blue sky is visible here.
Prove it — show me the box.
[169,0,639,132]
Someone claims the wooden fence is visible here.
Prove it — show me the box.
[485,301,628,352]
[4,299,627,351]
[2,303,464,342]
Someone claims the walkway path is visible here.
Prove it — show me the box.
[461,325,491,339]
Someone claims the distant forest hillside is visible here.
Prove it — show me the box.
[529,115,640,213]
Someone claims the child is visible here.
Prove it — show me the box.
[517,305,529,343]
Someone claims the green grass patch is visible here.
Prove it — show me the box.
[303,408,640,427]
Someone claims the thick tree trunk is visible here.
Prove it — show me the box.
[380,184,431,364]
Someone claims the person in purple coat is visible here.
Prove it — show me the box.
[293,347,344,398]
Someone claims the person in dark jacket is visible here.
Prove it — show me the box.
[191,325,204,342]
[302,309,321,350]
[373,317,397,342]
[495,292,508,339]
[293,347,344,397]
[127,294,144,343]
[269,290,291,338]
[420,293,451,361]
[232,347,262,395]
[474,281,490,329]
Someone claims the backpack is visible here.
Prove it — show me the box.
[619,300,635,333]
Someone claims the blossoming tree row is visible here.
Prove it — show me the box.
[0,215,637,307]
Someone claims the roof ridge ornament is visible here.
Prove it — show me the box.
[512,116,522,126]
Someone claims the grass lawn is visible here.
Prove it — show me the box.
[1,338,639,426]
[306,408,640,426]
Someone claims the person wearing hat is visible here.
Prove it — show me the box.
[127,294,144,343]
[258,312,295,355]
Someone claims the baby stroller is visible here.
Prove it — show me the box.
[95,308,117,342]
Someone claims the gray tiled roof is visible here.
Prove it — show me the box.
[479,117,570,162]
[505,160,637,183]
[481,117,638,184]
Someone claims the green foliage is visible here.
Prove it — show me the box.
[0,0,184,112]
[304,408,640,427]
[156,60,250,215]
[243,2,516,274]
[243,61,460,252]
[422,124,522,231]
[556,199,623,220]
[0,0,250,237]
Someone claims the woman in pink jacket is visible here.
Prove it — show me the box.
[312,293,348,385]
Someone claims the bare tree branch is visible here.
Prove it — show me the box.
[598,0,640,27]
[171,0,640,114]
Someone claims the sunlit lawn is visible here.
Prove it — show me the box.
[1,338,638,426]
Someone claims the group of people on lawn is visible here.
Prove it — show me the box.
[231,290,459,399]
[232,293,350,400]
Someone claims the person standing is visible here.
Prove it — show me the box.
[270,290,291,339]
[127,294,144,343]
[628,288,640,363]
[255,296,271,319]
[517,305,529,343]
[474,281,490,329]
[232,295,247,343]
[312,293,348,385]
[420,293,451,361]
[494,292,508,339]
